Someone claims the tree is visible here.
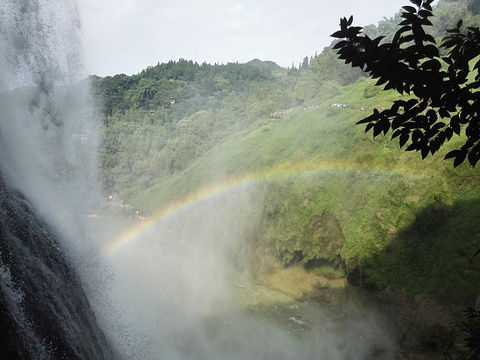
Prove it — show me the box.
[302,56,310,69]
[310,48,364,85]
[331,0,480,167]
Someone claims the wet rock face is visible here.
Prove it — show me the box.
[0,179,113,360]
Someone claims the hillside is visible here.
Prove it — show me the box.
[129,73,479,301]
[93,1,480,357]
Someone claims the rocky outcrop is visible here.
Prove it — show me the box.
[0,179,113,359]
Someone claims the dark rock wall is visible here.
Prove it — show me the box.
[0,178,113,359]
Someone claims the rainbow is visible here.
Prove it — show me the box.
[102,160,406,256]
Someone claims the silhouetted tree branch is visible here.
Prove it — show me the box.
[332,0,480,167]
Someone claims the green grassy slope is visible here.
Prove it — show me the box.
[128,76,480,311]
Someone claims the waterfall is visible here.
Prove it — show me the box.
[0,0,100,243]
[0,0,112,358]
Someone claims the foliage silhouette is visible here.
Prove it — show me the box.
[332,0,480,167]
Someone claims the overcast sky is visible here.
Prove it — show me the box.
[77,0,411,76]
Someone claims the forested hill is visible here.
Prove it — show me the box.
[90,60,278,118]
[91,52,367,194]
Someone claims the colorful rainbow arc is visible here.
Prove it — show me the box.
[102,160,403,256]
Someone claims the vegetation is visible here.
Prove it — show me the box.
[92,0,480,357]
[93,57,363,197]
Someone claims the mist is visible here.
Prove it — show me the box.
[86,184,396,359]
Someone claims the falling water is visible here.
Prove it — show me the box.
[0,0,111,358]
[0,0,101,244]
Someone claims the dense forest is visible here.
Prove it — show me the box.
[92,0,480,357]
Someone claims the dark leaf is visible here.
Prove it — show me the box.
[421,145,429,159]
[400,132,409,147]
[402,5,417,13]
[357,118,371,125]
[406,143,418,151]
[426,109,437,124]
[384,81,395,91]
[406,99,418,109]
[454,150,467,167]
[373,122,383,137]
[431,122,446,132]
[412,129,423,143]
[392,117,403,129]
[424,44,440,58]
[399,20,412,26]
[418,10,432,18]
[444,150,459,159]
[331,31,346,39]
[439,108,450,118]
[445,127,454,140]
[445,27,460,34]
[399,34,415,44]
[420,18,433,27]
[421,59,441,71]
[382,120,391,134]
[468,150,478,166]
[392,129,402,139]
[417,101,428,114]
[333,40,348,49]
[451,116,461,135]
[396,25,412,35]
[430,139,440,154]
[391,102,402,113]
[436,132,446,147]
[423,34,436,44]
[348,26,363,35]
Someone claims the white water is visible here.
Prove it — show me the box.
[0,1,108,357]
[0,0,101,243]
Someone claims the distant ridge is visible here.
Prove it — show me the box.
[246,59,284,71]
